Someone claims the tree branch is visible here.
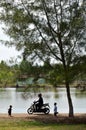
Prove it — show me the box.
[21,0,62,62]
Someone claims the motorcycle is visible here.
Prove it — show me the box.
[27,102,50,114]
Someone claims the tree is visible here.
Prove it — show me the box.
[0,0,86,117]
[0,61,16,87]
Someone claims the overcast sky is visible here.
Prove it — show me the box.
[0,25,21,63]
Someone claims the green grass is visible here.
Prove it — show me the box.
[0,119,86,130]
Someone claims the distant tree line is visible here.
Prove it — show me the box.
[0,58,85,87]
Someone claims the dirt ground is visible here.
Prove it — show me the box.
[0,113,86,124]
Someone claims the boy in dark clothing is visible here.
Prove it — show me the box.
[54,102,58,116]
[8,105,12,116]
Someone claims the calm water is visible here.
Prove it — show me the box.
[0,87,86,114]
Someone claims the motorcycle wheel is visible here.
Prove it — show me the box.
[27,108,33,114]
[44,108,50,114]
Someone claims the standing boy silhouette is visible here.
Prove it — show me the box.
[8,105,12,116]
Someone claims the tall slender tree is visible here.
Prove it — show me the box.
[0,0,86,116]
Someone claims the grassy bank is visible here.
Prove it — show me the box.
[0,119,86,130]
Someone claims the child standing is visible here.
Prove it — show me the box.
[8,105,12,116]
[54,102,58,116]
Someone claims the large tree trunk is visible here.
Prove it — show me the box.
[66,81,74,117]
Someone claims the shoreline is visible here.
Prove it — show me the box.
[0,113,86,124]
[0,113,86,117]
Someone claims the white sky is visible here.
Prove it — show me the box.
[0,25,21,63]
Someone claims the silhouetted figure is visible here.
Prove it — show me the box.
[8,105,12,116]
[54,102,58,116]
[16,83,19,88]
[35,93,43,110]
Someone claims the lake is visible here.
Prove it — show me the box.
[0,87,86,114]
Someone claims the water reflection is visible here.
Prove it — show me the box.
[75,89,86,98]
[0,87,86,113]
[20,87,60,99]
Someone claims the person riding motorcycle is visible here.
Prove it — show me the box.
[35,93,43,110]
[27,93,50,114]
